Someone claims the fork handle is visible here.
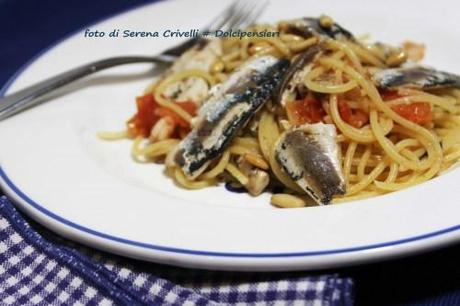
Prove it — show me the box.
[0,55,175,121]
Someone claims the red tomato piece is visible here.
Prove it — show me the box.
[381,90,401,101]
[337,100,369,128]
[391,102,432,124]
[286,96,326,125]
[127,95,197,137]
[127,94,159,137]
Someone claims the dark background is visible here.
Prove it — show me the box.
[0,0,155,87]
[1,0,460,305]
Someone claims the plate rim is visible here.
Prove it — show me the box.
[1,0,460,270]
[2,166,460,259]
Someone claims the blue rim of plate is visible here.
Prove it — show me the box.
[1,1,460,259]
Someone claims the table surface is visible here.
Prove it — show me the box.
[1,0,460,305]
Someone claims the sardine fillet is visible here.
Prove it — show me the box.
[275,123,346,205]
[175,56,290,178]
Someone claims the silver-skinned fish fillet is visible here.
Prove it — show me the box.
[373,66,460,90]
[282,17,355,41]
[275,123,346,205]
[277,44,323,106]
[174,55,290,179]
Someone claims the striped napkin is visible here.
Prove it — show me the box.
[0,196,353,305]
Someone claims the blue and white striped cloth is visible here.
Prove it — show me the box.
[0,196,353,305]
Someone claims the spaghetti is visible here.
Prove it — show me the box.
[99,16,460,208]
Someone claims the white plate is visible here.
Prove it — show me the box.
[1,0,460,271]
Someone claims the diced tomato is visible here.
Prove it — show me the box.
[337,100,369,128]
[155,107,184,127]
[380,90,401,101]
[178,126,191,139]
[380,90,433,124]
[127,94,159,137]
[391,102,432,124]
[176,101,197,116]
[127,94,197,138]
[286,96,326,125]
[155,101,196,128]
[337,99,352,124]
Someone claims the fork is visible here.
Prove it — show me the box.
[0,0,267,121]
